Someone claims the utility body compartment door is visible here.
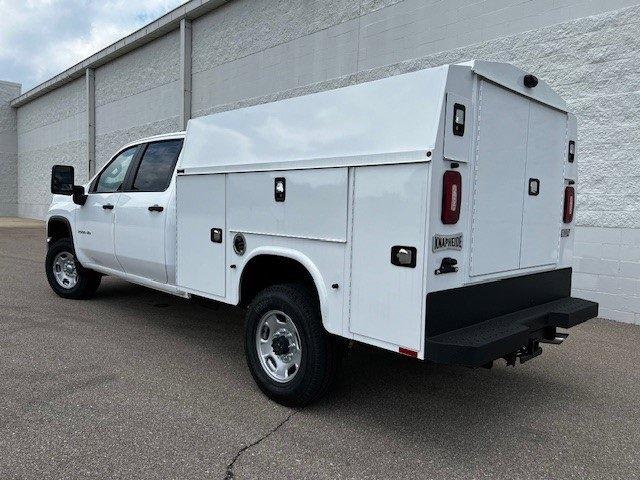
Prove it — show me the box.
[469,82,529,276]
[469,80,566,277]
[176,174,226,297]
[520,101,566,268]
[349,163,428,351]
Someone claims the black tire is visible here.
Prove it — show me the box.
[245,284,339,407]
[45,238,101,299]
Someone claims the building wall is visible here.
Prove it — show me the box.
[16,77,86,219]
[95,30,181,169]
[7,0,640,324]
[191,0,640,324]
[0,81,20,216]
[191,0,640,115]
[191,0,364,115]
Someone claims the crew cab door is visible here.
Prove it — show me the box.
[75,145,139,271]
[114,139,183,283]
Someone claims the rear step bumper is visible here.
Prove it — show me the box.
[424,297,598,367]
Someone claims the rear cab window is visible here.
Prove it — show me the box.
[131,139,183,192]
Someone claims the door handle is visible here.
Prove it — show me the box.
[102,204,114,210]
[148,205,164,212]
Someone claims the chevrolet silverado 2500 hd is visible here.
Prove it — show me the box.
[46,61,598,406]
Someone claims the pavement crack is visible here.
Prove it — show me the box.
[224,409,298,479]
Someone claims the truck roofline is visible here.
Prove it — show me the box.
[455,60,569,112]
[120,131,186,151]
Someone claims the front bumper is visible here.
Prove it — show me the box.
[424,268,598,367]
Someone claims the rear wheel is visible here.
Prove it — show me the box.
[45,238,101,299]
[245,284,338,407]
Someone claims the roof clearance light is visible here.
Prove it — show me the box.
[524,74,539,88]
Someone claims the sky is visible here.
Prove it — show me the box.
[0,0,187,92]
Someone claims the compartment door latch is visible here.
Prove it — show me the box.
[274,177,286,202]
[210,228,223,243]
[391,246,417,268]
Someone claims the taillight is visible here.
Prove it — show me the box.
[563,186,575,223]
[441,170,462,224]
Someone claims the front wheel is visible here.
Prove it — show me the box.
[245,284,339,407]
[45,238,101,299]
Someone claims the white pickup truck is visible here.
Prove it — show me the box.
[46,61,598,406]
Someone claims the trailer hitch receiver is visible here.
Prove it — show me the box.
[504,340,543,366]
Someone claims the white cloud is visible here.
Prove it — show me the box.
[0,0,187,91]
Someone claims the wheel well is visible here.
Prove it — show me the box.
[47,217,72,242]
[239,255,319,307]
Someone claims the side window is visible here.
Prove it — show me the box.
[131,139,183,192]
[94,146,138,193]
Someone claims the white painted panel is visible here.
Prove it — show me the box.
[226,234,347,336]
[565,113,578,181]
[469,61,568,112]
[443,92,472,163]
[176,174,226,296]
[227,168,348,241]
[520,101,567,268]
[181,68,447,170]
[470,81,529,276]
[75,192,121,271]
[115,190,171,283]
[349,163,427,351]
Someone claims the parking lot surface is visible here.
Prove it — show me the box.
[1,224,639,479]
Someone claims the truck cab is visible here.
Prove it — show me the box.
[47,132,186,295]
[45,61,598,407]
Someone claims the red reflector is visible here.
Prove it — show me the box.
[563,186,575,223]
[399,347,418,358]
[441,170,462,224]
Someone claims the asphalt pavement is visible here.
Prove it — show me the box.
[1,223,639,479]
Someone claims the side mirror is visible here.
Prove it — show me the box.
[51,165,74,195]
[72,185,88,206]
[51,165,87,205]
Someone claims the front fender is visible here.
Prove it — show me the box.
[46,199,81,259]
[47,195,78,225]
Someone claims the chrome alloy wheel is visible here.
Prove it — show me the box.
[52,251,78,289]
[255,310,302,383]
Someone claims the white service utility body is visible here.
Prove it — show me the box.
[46,61,598,405]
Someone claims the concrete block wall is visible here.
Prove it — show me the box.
[7,0,640,324]
[355,0,640,72]
[191,0,364,115]
[16,77,86,219]
[95,30,181,169]
[573,228,640,324]
[191,0,640,116]
[0,81,20,216]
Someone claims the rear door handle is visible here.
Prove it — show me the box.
[148,205,164,212]
[102,204,114,210]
